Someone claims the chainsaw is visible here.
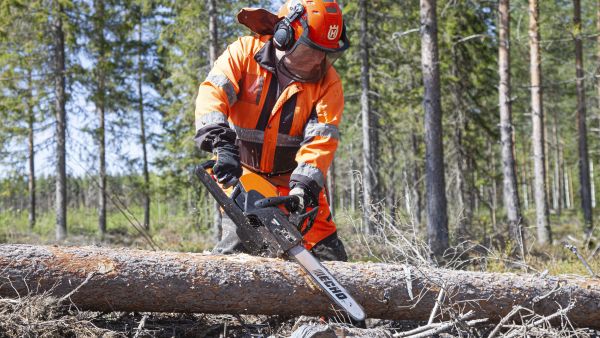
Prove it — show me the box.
[195,162,366,321]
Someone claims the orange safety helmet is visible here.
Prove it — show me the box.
[274,0,349,82]
[277,0,345,50]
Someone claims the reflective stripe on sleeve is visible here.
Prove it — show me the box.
[304,121,340,139]
[196,111,228,130]
[206,72,238,106]
[292,162,325,188]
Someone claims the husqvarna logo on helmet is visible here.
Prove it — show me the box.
[327,25,339,40]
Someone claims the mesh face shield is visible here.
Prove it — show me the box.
[277,20,350,83]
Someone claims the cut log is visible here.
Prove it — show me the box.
[0,245,599,328]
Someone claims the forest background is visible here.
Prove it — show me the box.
[1,0,599,274]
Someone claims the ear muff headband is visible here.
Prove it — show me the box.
[273,3,305,51]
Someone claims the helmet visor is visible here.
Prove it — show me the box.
[278,22,350,83]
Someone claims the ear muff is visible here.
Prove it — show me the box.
[273,3,305,51]
[273,21,295,50]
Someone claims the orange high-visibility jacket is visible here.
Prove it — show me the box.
[194,34,343,196]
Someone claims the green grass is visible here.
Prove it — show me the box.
[0,202,217,253]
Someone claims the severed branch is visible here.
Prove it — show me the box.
[427,284,446,325]
[564,243,596,277]
[487,305,524,338]
[57,272,97,305]
[133,314,149,338]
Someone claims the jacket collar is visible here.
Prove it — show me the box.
[254,38,277,73]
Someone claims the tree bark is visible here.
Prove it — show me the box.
[450,48,470,241]
[359,0,378,234]
[94,0,107,239]
[420,0,449,257]
[574,0,593,233]
[327,159,336,218]
[53,2,67,241]
[138,11,151,231]
[27,70,36,230]
[1,245,600,328]
[411,124,422,225]
[552,109,563,215]
[498,0,524,249]
[597,0,600,130]
[207,0,222,242]
[528,0,552,245]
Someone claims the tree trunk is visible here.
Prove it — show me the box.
[597,0,600,145]
[53,2,67,241]
[552,109,563,215]
[138,12,151,231]
[350,155,357,212]
[420,0,448,257]
[574,0,593,233]
[327,159,336,218]
[498,0,524,249]
[96,0,107,239]
[521,151,529,211]
[528,0,552,245]
[1,244,600,328]
[591,160,596,208]
[411,125,422,225]
[27,70,36,230]
[359,0,378,234]
[450,49,470,241]
[207,0,222,242]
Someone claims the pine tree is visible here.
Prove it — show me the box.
[359,0,378,234]
[0,1,50,230]
[498,0,524,251]
[52,0,68,241]
[420,0,449,258]
[573,0,593,233]
[528,0,552,245]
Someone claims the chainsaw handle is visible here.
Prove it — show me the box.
[254,195,300,211]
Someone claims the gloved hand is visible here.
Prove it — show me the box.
[213,144,242,188]
[288,187,306,213]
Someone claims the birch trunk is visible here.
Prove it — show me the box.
[574,0,593,232]
[420,0,448,257]
[53,2,67,241]
[1,245,600,329]
[528,0,552,244]
[498,0,524,248]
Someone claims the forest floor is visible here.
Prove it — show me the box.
[1,206,600,337]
